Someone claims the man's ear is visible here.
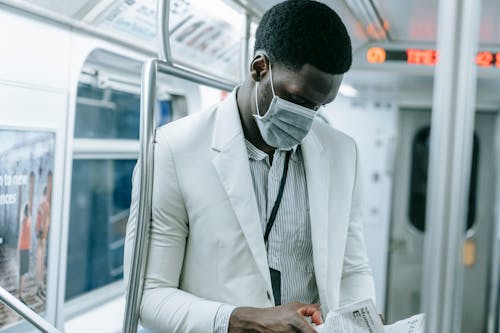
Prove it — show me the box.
[250,54,269,82]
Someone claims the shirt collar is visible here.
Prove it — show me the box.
[245,139,300,162]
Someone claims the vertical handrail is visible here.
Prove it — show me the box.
[240,13,252,80]
[124,3,240,331]
[488,146,500,333]
[0,286,61,333]
[122,59,234,333]
[123,59,157,333]
[157,0,172,64]
[422,0,482,332]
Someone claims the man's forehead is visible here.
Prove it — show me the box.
[276,63,343,102]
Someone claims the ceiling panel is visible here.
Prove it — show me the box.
[376,0,437,43]
[25,0,101,18]
[479,0,500,45]
[249,0,369,50]
[375,0,500,45]
[253,0,500,46]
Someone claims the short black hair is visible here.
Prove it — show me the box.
[254,0,352,74]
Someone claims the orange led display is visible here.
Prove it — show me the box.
[366,47,386,64]
[406,49,437,66]
[366,48,500,68]
[476,52,494,67]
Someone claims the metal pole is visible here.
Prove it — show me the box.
[123,58,157,333]
[157,0,172,64]
[422,0,482,332]
[0,287,61,333]
[122,59,234,333]
[240,13,252,80]
[156,62,236,91]
[488,132,500,333]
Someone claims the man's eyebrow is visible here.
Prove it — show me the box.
[289,93,318,107]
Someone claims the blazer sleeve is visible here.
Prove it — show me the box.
[124,129,222,333]
[338,141,377,307]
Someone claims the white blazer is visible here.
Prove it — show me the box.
[124,89,376,333]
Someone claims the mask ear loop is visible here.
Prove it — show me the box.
[268,62,277,96]
[255,81,263,117]
[255,60,275,117]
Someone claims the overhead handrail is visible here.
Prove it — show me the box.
[240,13,252,80]
[122,58,235,333]
[0,286,61,333]
[156,0,251,85]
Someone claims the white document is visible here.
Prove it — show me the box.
[316,299,385,333]
[384,314,425,333]
[315,299,425,333]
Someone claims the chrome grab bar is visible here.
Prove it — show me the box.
[0,286,61,333]
[123,2,239,331]
[156,0,253,83]
[157,0,172,64]
[122,58,234,333]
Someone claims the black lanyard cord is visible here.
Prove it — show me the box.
[263,150,292,243]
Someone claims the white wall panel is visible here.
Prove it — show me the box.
[322,96,398,313]
[0,6,71,91]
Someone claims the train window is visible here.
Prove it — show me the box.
[65,159,135,301]
[74,82,180,140]
[74,83,141,140]
[408,127,479,232]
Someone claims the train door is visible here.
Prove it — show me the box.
[386,109,498,332]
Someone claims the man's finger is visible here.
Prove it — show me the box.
[297,304,320,317]
[310,309,323,325]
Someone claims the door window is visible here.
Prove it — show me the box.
[408,126,479,232]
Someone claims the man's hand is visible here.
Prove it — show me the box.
[228,302,323,333]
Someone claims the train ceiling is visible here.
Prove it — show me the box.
[17,0,500,51]
[250,0,500,46]
[10,0,500,104]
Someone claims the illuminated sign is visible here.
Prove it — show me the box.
[366,47,386,64]
[367,47,500,68]
[406,49,438,66]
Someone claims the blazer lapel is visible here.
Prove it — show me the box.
[301,127,331,309]
[210,90,272,293]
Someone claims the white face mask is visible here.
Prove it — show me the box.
[254,63,316,149]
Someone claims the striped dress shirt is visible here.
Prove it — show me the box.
[214,140,319,332]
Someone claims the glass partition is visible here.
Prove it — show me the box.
[91,0,157,44]
[74,82,141,140]
[66,159,135,301]
[168,0,244,82]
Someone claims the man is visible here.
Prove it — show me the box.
[124,1,376,332]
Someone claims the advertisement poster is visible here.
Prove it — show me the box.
[0,129,55,328]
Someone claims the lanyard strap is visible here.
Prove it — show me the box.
[264,150,292,243]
